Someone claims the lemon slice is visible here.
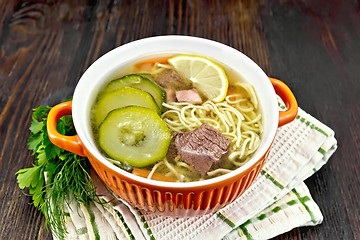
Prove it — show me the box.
[168,55,229,103]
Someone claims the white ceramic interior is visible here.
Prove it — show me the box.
[72,35,278,188]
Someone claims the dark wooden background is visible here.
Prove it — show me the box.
[1,0,359,239]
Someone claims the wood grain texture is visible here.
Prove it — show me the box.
[0,0,359,239]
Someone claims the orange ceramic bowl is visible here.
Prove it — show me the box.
[47,36,298,216]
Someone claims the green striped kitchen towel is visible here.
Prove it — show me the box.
[53,106,337,240]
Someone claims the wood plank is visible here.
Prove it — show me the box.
[0,0,358,239]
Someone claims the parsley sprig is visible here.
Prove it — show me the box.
[16,106,99,239]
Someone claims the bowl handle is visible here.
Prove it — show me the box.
[269,78,298,127]
[47,101,86,157]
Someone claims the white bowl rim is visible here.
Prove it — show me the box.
[73,35,278,188]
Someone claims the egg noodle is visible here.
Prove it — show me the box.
[146,82,263,182]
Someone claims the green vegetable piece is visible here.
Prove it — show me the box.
[16,165,43,189]
[103,74,167,112]
[92,86,160,127]
[16,106,99,240]
[98,106,171,167]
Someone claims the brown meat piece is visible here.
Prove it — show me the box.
[153,68,193,90]
[173,123,231,175]
[166,133,179,161]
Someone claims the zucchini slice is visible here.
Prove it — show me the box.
[92,86,160,128]
[103,74,166,111]
[98,106,171,167]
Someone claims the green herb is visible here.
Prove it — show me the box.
[16,106,99,240]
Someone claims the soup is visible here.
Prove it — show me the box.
[90,55,263,182]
